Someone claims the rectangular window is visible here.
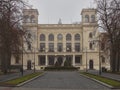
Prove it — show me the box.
[48,56,54,65]
[57,43,63,52]
[38,56,46,65]
[66,43,72,52]
[75,43,80,52]
[49,43,54,52]
[75,56,82,64]
[40,43,45,52]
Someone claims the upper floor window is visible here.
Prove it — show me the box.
[24,15,30,22]
[28,33,32,39]
[89,32,93,38]
[101,43,105,50]
[57,43,63,52]
[91,15,95,22]
[30,15,35,23]
[40,43,45,52]
[89,42,93,50]
[40,34,45,41]
[85,15,89,22]
[57,34,63,40]
[75,43,80,52]
[49,43,54,52]
[66,34,72,41]
[66,43,72,52]
[49,34,54,41]
[27,42,31,50]
[75,34,80,41]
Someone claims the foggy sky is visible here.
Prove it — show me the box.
[28,0,96,24]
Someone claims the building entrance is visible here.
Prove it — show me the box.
[55,56,63,66]
[27,60,32,70]
[89,60,94,69]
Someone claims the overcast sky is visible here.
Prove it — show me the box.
[28,0,96,24]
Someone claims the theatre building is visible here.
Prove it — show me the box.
[11,8,110,70]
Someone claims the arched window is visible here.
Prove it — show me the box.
[28,33,32,39]
[40,34,45,41]
[85,15,89,22]
[66,34,71,41]
[24,15,30,22]
[27,42,31,50]
[91,15,95,22]
[89,32,93,38]
[57,34,63,40]
[30,15,35,23]
[75,34,80,41]
[89,43,93,50]
[49,34,54,41]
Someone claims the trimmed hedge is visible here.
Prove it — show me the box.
[44,66,78,71]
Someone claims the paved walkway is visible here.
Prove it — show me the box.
[0,70,34,82]
[88,70,120,81]
[21,71,108,89]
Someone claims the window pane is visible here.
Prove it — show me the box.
[57,43,63,52]
[75,43,80,52]
[40,43,45,51]
[66,34,71,41]
[49,43,54,52]
[40,34,45,41]
[75,56,81,64]
[75,34,80,41]
[85,15,89,22]
[57,34,63,40]
[66,43,72,52]
[39,56,45,65]
[49,34,54,41]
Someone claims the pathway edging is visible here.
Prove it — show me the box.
[17,72,46,87]
[80,73,114,89]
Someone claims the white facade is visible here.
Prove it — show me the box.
[11,8,110,70]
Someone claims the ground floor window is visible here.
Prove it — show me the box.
[38,55,46,65]
[48,56,54,65]
[75,56,82,64]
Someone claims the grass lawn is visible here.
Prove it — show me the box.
[81,72,120,88]
[0,72,43,86]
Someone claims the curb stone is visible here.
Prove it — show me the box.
[80,73,114,89]
[16,72,46,87]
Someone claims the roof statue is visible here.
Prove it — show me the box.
[58,18,62,24]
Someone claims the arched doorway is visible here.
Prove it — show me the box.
[27,60,32,70]
[89,60,94,69]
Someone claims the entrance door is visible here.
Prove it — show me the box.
[27,60,31,70]
[89,60,93,69]
[55,56,63,66]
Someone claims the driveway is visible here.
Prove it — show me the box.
[22,71,108,89]
[0,71,112,90]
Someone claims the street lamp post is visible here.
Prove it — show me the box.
[98,36,101,75]
[33,48,35,73]
[85,47,88,72]
[92,35,101,75]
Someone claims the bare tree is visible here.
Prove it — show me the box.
[96,0,120,72]
[0,0,29,74]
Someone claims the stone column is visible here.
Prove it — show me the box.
[45,55,48,66]
[72,55,75,66]
[62,56,66,66]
